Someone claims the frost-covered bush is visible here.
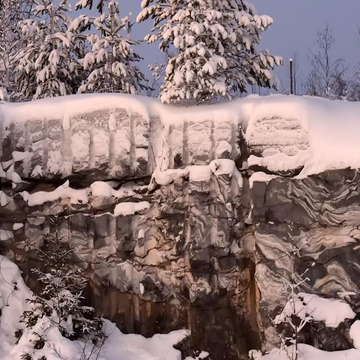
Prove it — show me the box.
[20,234,103,342]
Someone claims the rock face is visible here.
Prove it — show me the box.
[1,94,360,359]
[253,170,360,352]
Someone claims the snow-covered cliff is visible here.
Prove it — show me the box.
[2,94,360,181]
[2,94,360,359]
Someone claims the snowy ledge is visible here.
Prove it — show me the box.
[151,159,243,187]
[13,159,242,209]
[1,93,360,179]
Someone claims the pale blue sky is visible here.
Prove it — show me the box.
[112,1,360,92]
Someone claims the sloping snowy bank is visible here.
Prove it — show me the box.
[0,255,189,360]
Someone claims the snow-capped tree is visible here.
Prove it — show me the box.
[78,0,148,94]
[137,0,282,104]
[15,0,83,100]
[75,0,104,13]
[67,14,94,91]
[0,0,31,100]
[21,234,103,341]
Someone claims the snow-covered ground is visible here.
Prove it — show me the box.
[0,255,189,360]
[257,344,360,360]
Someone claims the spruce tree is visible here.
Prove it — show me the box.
[78,0,148,94]
[15,0,82,100]
[21,234,103,341]
[68,14,94,92]
[0,0,31,100]
[138,0,282,104]
[75,0,104,13]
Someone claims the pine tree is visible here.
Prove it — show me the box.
[78,0,148,95]
[21,233,103,341]
[138,0,282,104]
[15,0,83,100]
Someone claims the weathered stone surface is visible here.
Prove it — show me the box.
[251,169,360,352]
[0,166,253,359]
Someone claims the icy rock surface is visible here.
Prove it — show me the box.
[2,94,360,359]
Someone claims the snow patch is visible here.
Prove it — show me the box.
[186,351,210,360]
[31,164,43,177]
[350,321,360,350]
[249,172,279,188]
[259,344,360,360]
[21,180,88,206]
[90,181,140,198]
[0,230,13,241]
[152,168,190,186]
[275,292,356,328]
[114,201,150,216]
[12,151,31,162]
[189,165,212,182]
[248,150,310,173]
[153,159,242,187]
[0,191,12,206]
[13,223,24,231]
